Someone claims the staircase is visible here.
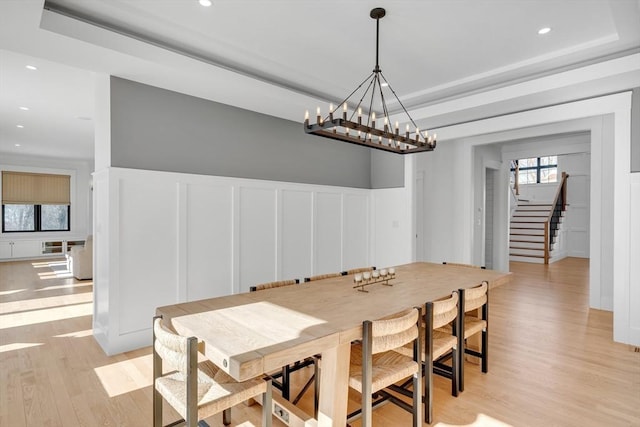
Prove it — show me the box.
[509,172,569,264]
[510,202,560,263]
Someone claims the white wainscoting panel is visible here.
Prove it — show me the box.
[372,188,413,268]
[314,192,343,274]
[93,167,376,354]
[185,183,234,300]
[239,187,277,292]
[117,177,178,335]
[629,173,640,345]
[92,169,109,345]
[343,194,370,271]
[280,190,313,280]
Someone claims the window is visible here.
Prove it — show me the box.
[1,171,71,232]
[510,156,557,185]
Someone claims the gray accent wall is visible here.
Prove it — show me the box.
[370,149,404,189]
[110,77,404,188]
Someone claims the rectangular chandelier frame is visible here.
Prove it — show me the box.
[304,115,435,154]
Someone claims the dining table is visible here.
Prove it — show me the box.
[156,262,511,427]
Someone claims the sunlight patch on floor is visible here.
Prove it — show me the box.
[32,260,61,268]
[37,270,73,279]
[31,260,74,278]
[0,289,25,296]
[35,282,92,291]
[0,342,43,353]
[0,292,92,315]
[94,354,153,397]
[435,413,513,427]
[54,329,93,338]
[0,302,92,329]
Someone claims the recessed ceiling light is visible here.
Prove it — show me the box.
[19,106,29,111]
[14,144,21,147]
[199,0,212,6]
[16,125,24,128]
[538,27,551,35]
[25,65,37,70]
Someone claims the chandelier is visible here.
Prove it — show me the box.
[303,7,436,155]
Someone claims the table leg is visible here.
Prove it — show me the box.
[317,342,350,427]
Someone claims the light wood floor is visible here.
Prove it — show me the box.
[1,257,638,426]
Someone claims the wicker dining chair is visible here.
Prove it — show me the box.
[343,266,376,275]
[457,281,489,392]
[393,292,460,424]
[303,272,343,282]
[249,279,299,292]
[442,261,486,269]
[152,316,272,427]
[348,308,422,427]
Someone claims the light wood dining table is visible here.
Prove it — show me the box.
[156,262,511,427]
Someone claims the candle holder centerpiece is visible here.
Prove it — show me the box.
[353,267,396,292]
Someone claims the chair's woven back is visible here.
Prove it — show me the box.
[370,308,419,354]
[305,272,343,282]
[442,262,485,269]
[252,279,298,292]
[464,281,488,312]
[431,292,459,329]
[154,317,190,375]
[346,267,375,275]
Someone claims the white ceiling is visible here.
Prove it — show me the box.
[1,0,639,160]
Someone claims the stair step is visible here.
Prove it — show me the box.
[509,242,545,249]
[510,248,545,256]
[511,222,545,229]
[514,209,551,217]
[512,216,547,223]
[518,201,554,205]
[511,229,545,236]
[509,255,545,264]
[516,205,553,211]
[510,235,545,242]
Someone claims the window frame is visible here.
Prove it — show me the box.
[510,156,558,185]
[1,204,71,233]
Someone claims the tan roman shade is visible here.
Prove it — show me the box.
[2,171,71,205]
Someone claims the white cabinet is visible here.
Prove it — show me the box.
[0,239,83,261]
[0,242,12,259]
[0,240,42,260]
[12,241,42,258]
